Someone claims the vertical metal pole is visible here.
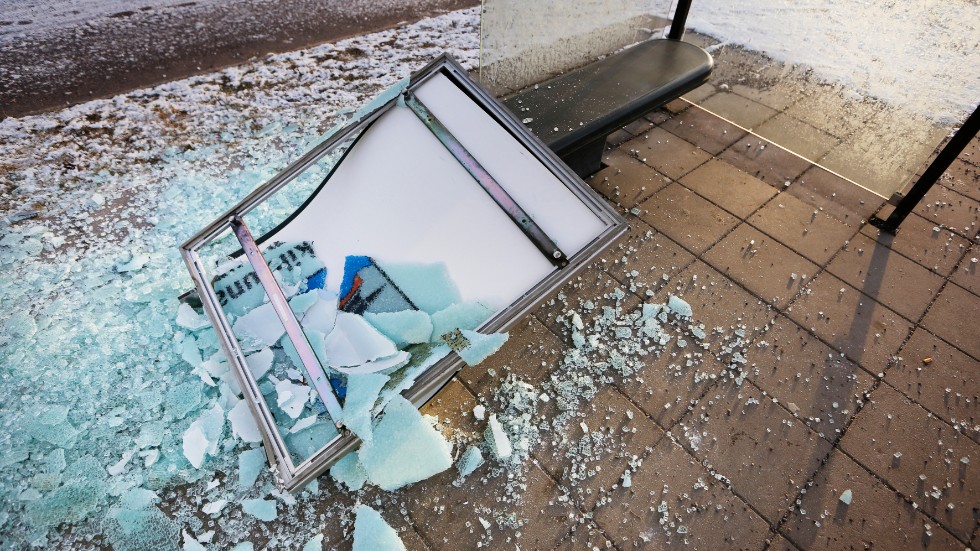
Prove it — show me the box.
[667,0,693,40]
[870,105,980,234]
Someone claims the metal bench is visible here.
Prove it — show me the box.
[502,0,712,177]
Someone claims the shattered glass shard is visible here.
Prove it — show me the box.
[352,504,407,551]
[358,396,452,490]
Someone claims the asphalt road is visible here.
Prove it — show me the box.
[0,0,476,118]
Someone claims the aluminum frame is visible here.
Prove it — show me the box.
[179,54,627,492]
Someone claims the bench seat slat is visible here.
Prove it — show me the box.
[503,39,713,157]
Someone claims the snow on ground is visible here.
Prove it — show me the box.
[689,0,979,124]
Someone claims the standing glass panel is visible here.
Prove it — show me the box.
[480,0,672,95]
[684,0,979,198]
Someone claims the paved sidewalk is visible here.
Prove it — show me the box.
[384,102,978,550]
[294,98,976,549]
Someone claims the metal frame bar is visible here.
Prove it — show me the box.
[667,0,693,40]
[870,104,980,234]
[403,91,568,268]
[230,216,344,424]
[179,54,627,492]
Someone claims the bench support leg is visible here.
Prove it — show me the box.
[561,136,608,178]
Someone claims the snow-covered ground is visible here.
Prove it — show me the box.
[689,0,980,124]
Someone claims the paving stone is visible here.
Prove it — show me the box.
[767,532,802,551]
[960,137,980,168]
[729,82,803,113]
[658,106,748,155]
[789,165,884,227]
[405,462,575,551]
[612,329,727,431]
[623,117,656,136]
[421,378,482,440]
[306,489,358,549]
[533,385,664,510]
[679,158,777,219]
[755,112,841,161]
[888,328,980,443]
[826,233,944,322]
[913,182,980,241]
[589,149,671,211]
[703,223,818,309]
[749,315,875,443]
[747,191,857,265]
[664,98,691,114]
[782,449,962,551]
[677,382,832,523]
[818,140,917,199]
[786,271,912,375]
[533,265,642,343]
[781,89,883,142]
[668,260,778,341]
[861,212,970,277]
[699,91,779,130]
[605,223,696,296]
[939,159,980,203]
[621,127,713,180]
[593,435,771,550]
[606,128,634,147]
[950,244,980,295]
[681,82,718,105]
[719,134,813,188]
[839,385,980,542]
[921,282,980,360]
[644,108,673,125]
[460,316,566,399]
[637,183,739,254]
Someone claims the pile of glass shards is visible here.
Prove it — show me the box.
[179,55,626,492]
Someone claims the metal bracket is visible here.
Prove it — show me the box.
[230,216,345,426]
[403,91,569,268]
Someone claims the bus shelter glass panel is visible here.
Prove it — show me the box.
[479,0,672,95]
[683,0,979,198]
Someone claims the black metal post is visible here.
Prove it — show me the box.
[870,104,980,234]
[667,0,693,40]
